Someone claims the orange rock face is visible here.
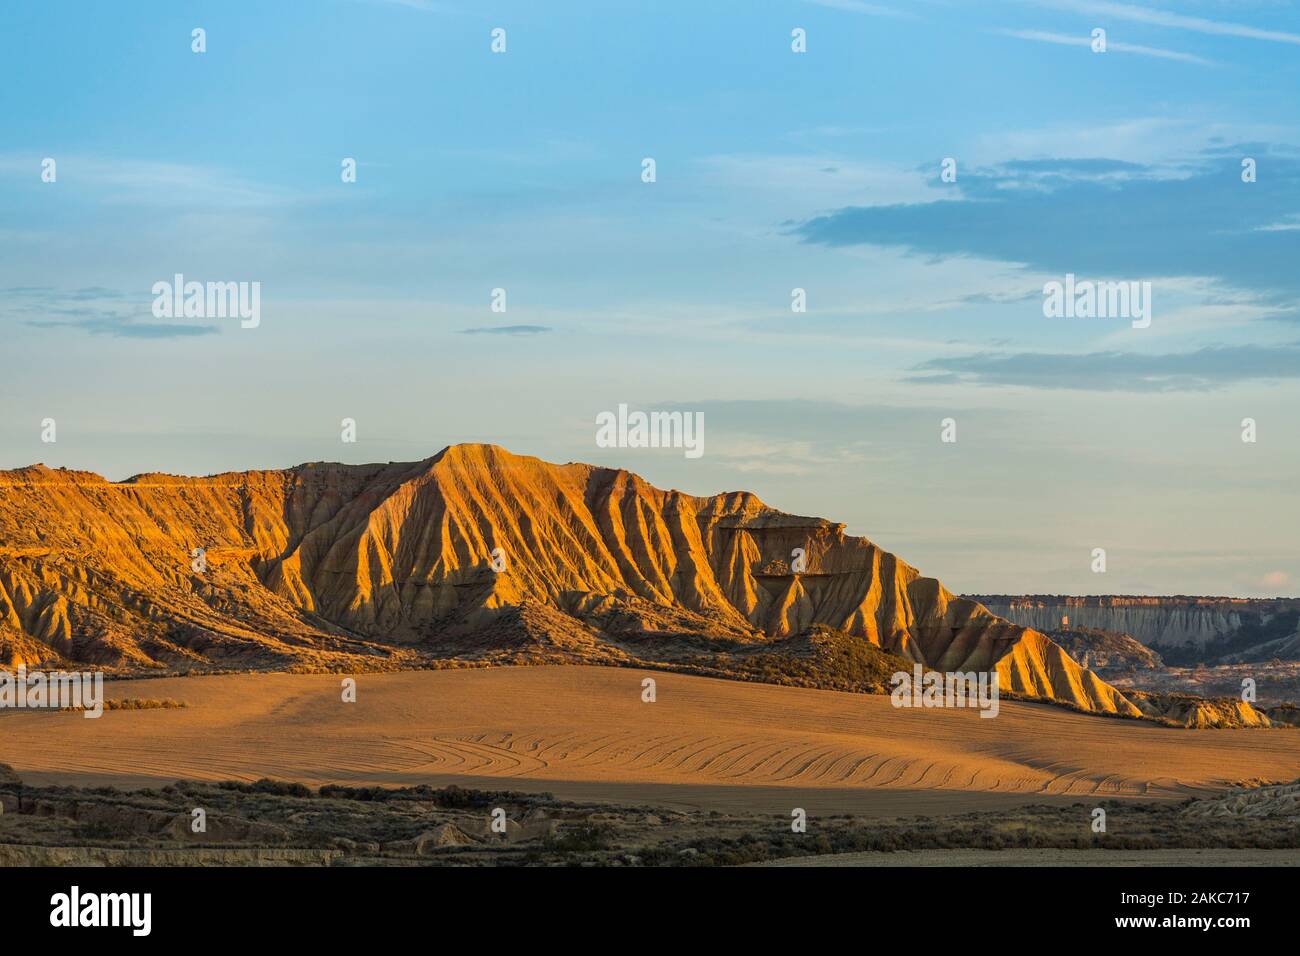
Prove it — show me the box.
[0,444,1137,715]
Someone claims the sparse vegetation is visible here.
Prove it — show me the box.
[677,625,916,694]
[543,823,614,853]
[60,697,186,713]
[4,776,1296,867]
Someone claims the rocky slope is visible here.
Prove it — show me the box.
[1045,627,1163,671]
[1181,780,1300,819]
[1,444,1139,714]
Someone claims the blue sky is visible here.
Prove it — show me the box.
[2,0,1299,597]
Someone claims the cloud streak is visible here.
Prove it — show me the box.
[0,155,292,208]
[25,315,219,338]
[8,287,218,338]
[997,28,1213,65]
[1031,0,1300,46]
[796,149,1300,307]
[803,0,914,19]
[909,343,1300,391]
[456,325,552,336]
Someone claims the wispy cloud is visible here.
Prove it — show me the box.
[0,155,291,208]
[1030,0,1300,46]
[997,28,1213,65]
[456,325,552,336]
[354,0,446,11]
[908,343,1300,391]
[803,0,915,19]
[970,118,1292,168]
[698,154,936,207]
[7,287,217,338]
[26,316,219,338]
[796,148,1300,308]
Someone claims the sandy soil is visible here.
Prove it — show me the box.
[1,666,1296,816]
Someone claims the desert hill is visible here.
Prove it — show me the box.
[0,444,1136,714]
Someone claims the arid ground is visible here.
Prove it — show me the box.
[3,666,1296,817]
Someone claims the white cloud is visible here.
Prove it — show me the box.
[1031,1,1300,46]
[802,0,915,19]
[965,117,1290,167]
[0,154,293,208]
[354,0,446,11]
[696,154,937,209]
[997,28,1214,65]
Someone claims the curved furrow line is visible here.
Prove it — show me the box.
[440,737,543,775]
[653,736,720,772]
[673,738,758,776]
[708,739,788,777]
[623,734,684,767]
[764,743,837,780]
[811,748,862,783]
[875,756,917,789]
[858,755,905,787]
[840,753,884,785]
[558,733,630,768]
[719,742,803,781]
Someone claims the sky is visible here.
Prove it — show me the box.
[2,0,1298,598]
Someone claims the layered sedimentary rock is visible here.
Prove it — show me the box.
[975,595,1300,663]
[0,444,1136,714]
